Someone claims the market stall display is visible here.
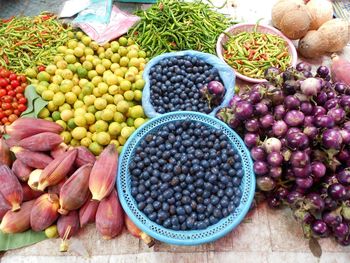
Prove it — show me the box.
[0,0,349,257]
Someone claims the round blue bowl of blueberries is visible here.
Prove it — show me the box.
[117,111,255,245]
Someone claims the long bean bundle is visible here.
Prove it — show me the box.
[0,13,71,73]
[128,0,233,57]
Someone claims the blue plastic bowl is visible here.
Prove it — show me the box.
[117,111,255,246]
[142,50,236,119]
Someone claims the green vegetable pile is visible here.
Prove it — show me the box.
[128,0,233,57]
[0,13,71,73]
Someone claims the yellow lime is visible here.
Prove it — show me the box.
[134,79,145,90]
[72,127,87,140]
[82,85,93,96]
[35,85,47,95]
[89,41,99,51]
[129,105,144,118]
[102,58,112,69]
[113,94,124,105]
[89,142,103,156]
[67,64,77,74]
[48,83,59,93]
[95,120,108,132]
[110,41,120,52]
[83,95,95,106]
[74,115,86,127]
[96,132,111,145]
[74,100,85,110]
[82,61,93,71]
[84,47,94,56]
[93,88,102,98]
[94,98,107,110]
[46,64,57,75]
[70,138,80,146]
[47,101,58,112]
[106,104,117,112]
[134,90,142,101]
[101,109,114,121]
[81,137,92,147]
[56,60,68,70]
[88,70,98,80]
[74,108,87,117]
[91,76,103,86]
[25,67,38,78]
[61,131,72,144]
[72,85,82,95]
[44,117,53,121]
[67,39,78,49]
[119,57,129,67]
[52,92,65,106]
[37,71,51,82]
[110,139,120,149]
[120,80,131,91]
[38,108,50,118]
[114,68,124,78]
[134,118,146,128]
[108,85,119,95]
[102,94,114,104]
[74,47,84,57]
[88,105,97,114]
[97,82,108,95]
[76,66,88,78]
[57,45,67,54]
[114,112,125,123]
[118,135,126,145]
[121,126,135,139]
[56,120,67,130]
[41,90,54,101]
[89,124,96,133]
[108,122,122,136]
[85,112,95,125]
[116,100,129,113]
[52,75,63,85]
[60,109,74,121]
[138,50,146,58]
[95,64,106,75]
[79,79,89,88]
[119,37,128,46]
[65,92,77,104]
[117,146,124,154]
[124,90,134,101]
[97,47,105,55]
[59,103,71,112]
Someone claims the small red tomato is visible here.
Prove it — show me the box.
[16,93,24,99]
[11,102,18,109]
[9,74,17,81]
[8,114,18,123]
[7,90,15,97]
[4,109,12,116]
[10,80,19,88]
[18,97,27,104]
[0,78,8,87]
[0,112,5,119]
[3,96,12,103]
[0,89,6,97]
[0,70,10,78]
[13,109,20,115]
[15,86,24,94]
[2,103,11,110]
[1,117,8,123]
[5,85,12,91]
[37,65,46,72]
[20,82,27,89]
[18,104,27,112]
[20,75,27,83]
[12,97,17,102]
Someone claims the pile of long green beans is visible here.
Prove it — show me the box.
[128,0,233,57]
[0,13,71,73]
[223,26,291,79]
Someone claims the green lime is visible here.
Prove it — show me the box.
[67,64,77,73]
[52,111,61,121]
[126,117,134,127]
[89,142,103,156]
[67,118,77,130]
[77,66,88,78]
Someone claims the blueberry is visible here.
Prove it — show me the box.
[136,194,145,202]
[137,202,146,210]
[149,212,157,221]
[225,187,234,197]
[211,196,220,205]
[228,204,236,213]
[168,197,176,204]
[209,216,219,225]
[186,217,195,228]
[232,177,241,186]
[131,187,138,196]
[197,221,207,229]
[175,192,182,200]
[144,204,154,215]
[236,169,243,178]
[213,209,222,218]
[171,217,179,226]
[169,205,176,215]
[198,213,205,221]
[163,218,171,228]
[157,211,168,221]
[153,201,161,210]
[208,175,217,183]
[233,196,241,206]
[181,196,191,205]
[197,204,205,213]
[164,189,174,199]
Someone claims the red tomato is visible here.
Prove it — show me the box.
[16,93,24,99]
[0,89,6,97]
[5,85,12,92]
[20,82,27,88]
[11,102,18,109]
[0,70,10,78]
[37,65,46,72]
[2,103,11,110]
[7,90,15,97]
[12,97,17,102]
[13,109,20,115]
[8,114,18,123]
[18,97,27,104]
[4,109,12,116]
[1,117,8,123]
[3,96,12,103]
[0,112,5,119]
[15,86,24,94]
[9,74,17,81]
[10,80,19,88]
[20,75,27,83]
[18,104,27,112]
[0,78,8,87]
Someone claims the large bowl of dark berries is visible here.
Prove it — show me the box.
[142,51,235,119]
[117,111,255,245]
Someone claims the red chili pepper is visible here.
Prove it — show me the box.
[2,16,14,23]
[2,55,9,65]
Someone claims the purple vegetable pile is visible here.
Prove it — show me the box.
[216,63,350,246]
